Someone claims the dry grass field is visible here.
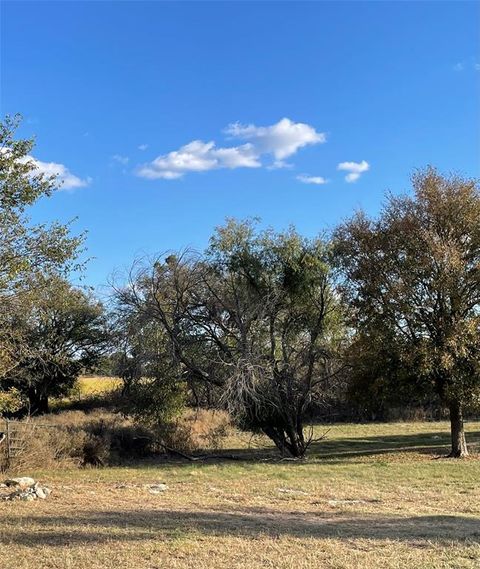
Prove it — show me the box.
[1,420,479,569]
[74,376,123,397]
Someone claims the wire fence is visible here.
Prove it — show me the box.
[0,419,60,471]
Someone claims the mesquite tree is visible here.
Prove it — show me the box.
[334,168,480,457]
[116,220,345,457]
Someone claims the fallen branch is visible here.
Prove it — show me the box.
[158,443,243,462]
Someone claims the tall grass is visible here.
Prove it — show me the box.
[1,408,233,472]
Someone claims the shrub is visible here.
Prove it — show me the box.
[0,409,155,472]
[0,408,232,472]
[157,409,232,454]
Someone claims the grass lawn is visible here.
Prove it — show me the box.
[1,421,479,569]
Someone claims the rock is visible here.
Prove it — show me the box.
[148,483,168,494]
[5,477,35,489]
[1,479,51,501]
[277,487,308,496]
[34,485,47,499]
[21,493,36,501]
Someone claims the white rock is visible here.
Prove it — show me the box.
[5,477,35,489]
[148,483,168,494]
[35,486,47,499]
[277,488,308,495]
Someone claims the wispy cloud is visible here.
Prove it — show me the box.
[138,144,148,151]
[136,118,325,180]
[296,174,328,185]
[453,58,480,72]
[337,160,370,183]
[267,160,293,170]
[26,156,90,190]
[112,154,129,165]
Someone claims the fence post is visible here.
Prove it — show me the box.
[5,419,11,469]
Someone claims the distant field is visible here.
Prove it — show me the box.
[76,376,122,396]
[50,376,122,411]
[1,421,479,569]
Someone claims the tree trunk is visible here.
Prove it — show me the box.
[448,400,468,458]
[28,389,50,415]
[262,423,306,458]
[262,425,287,456]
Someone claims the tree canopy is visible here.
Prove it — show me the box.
[3,276,110,414]
[0,115,84,379]
[334,167,480,456]
[115,220,345,457]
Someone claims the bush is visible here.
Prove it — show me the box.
[0,388,25,415]
[0,408,232,472]
[0,410,155,472]
[157,409,232,454]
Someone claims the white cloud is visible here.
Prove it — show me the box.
[138,144,148,151]
[136,140,260,180]
[296,174,328,185]
[137,118,325,180]
[337,160,370,183]
[112,154,129,165]
[26,156,90,190]
[454,62,466,71]
[225,117,325,160]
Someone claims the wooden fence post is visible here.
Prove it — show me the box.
[5,419,11,469]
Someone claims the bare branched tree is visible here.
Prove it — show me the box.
[114,220,345,457]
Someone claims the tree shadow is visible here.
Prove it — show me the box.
[207,429,480,463]
[1,509,479,547]
[111,429,480,470]
[307,430,480,460]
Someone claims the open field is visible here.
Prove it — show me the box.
[51,376,122,412]
[1,421,479,569]
[74,376,122,397]
[77,375,122,396]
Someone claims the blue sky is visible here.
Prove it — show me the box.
[2,1,479,289]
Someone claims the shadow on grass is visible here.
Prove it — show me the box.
[2,509,479,546]
[95,429,480,471]
[308,430,480,460]
[209,430,480,463]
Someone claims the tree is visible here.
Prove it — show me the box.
[0,114,83,378]
[334,168,480,457]
[114,301,186,417]
[4,277,109,414]
[116,220,345,457]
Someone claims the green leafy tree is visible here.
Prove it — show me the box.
[0,114,83,378]
[334,168,480,457]
[4,277,110,414]
[114,304,186,421]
